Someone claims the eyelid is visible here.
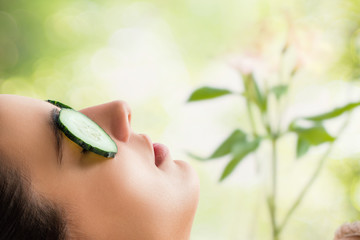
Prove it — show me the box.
[81,148,89,154]
[50,108,64,165]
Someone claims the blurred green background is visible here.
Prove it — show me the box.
[2,0,360,239]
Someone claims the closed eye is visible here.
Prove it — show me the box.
[49,108,64,165]
[81,149,89,154]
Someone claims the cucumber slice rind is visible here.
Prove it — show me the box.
[56,109,118,158]
[47,100,73,109]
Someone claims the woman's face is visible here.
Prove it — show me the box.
[0,94,200,240]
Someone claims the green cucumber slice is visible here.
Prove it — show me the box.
[56,108,118,158]
[46,100,73,109]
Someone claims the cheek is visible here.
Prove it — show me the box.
[56,157,161,237]
[57,148,199,238]
[58,151,165,219]
[104,155,200,222]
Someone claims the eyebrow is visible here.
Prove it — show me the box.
[49,108,63,165]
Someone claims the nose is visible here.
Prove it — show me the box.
[79,100,132,142]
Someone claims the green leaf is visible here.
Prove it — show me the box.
[304,102,360,121]
[208,129,247,159]
[243,74,267,112]
[186,152,208,161]
[296,138,310,158]
[270,84,288,100]
[291,125,335,146]
[219,138,261,181]
[185,129,248,161]
[187,86,233,102]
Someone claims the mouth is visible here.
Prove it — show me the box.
[140,134,169,167]
[153,143,169,167]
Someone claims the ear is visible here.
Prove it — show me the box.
[335,222,360,240]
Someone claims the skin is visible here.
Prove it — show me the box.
[0,94,200,240]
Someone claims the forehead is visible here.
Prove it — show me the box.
[0,94,57,173]
[0,95,50,135]
[0,94,47,114]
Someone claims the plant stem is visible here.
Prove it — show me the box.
[246,99,258,138]
[268,137,279,240]
[261,107,279,240]
[277,146,331,234]
[272,138,278,222]
[277,113,351,235]
[244,90,260,173]
[271,138,278,202]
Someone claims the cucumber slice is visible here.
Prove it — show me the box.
[56,108,118,158]
[46,100,73,109]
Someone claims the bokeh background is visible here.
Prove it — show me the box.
[2,0,360,239]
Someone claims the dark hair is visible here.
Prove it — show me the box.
[0,154,67,240]
[334,222,360,240]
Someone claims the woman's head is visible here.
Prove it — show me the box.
[0,94,200,239]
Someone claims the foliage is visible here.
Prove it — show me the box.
[330,157,360,221]
[187,46,360,239]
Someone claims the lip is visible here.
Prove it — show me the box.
[153,143,169,167]
[140,134,170,167]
